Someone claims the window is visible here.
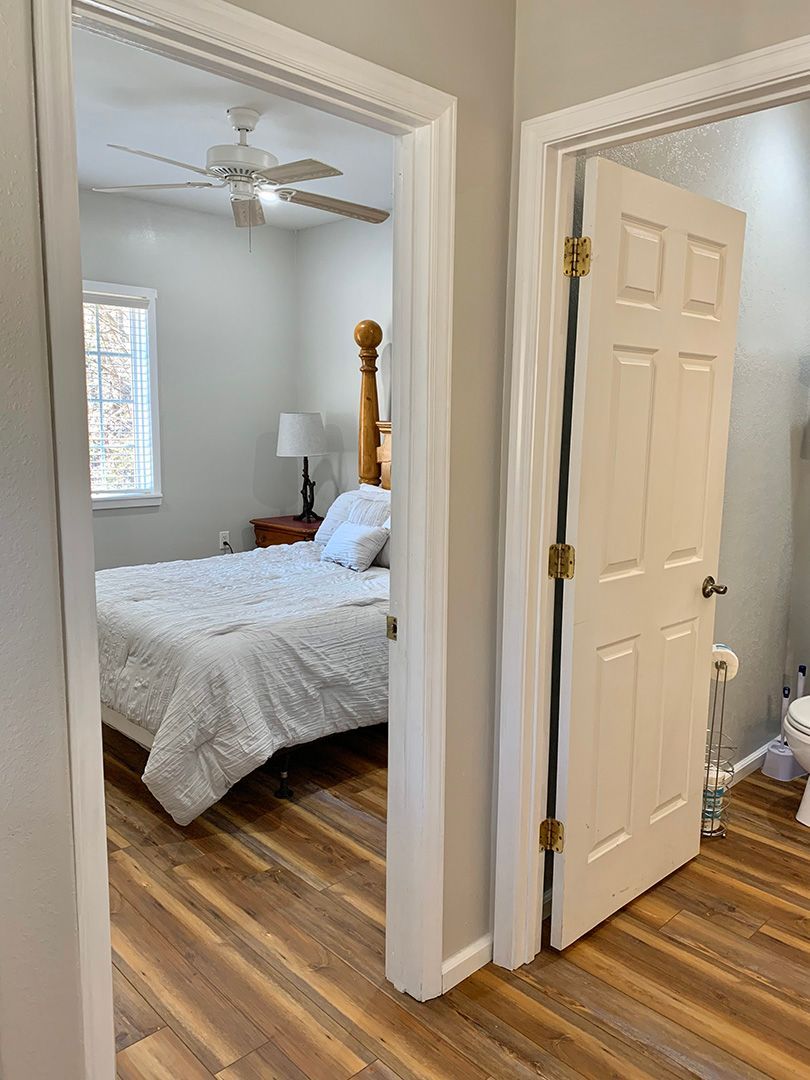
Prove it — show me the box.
[82,281,161,509]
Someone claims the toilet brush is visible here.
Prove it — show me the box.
[762,678,808,781]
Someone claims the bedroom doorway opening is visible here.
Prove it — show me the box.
[77,22,398,1070]
[35,1,456,1071]
[495,36,810,971]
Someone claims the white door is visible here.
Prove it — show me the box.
[552,157,746,949]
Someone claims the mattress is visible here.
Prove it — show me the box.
[96,542,389,824]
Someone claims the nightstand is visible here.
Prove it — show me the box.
[250,515,320,547]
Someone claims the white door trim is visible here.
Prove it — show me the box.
[32,2,456,1073]
[495,33,810,970]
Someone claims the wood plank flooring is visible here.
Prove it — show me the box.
[104,727,810,1079]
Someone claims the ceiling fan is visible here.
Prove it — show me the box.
[92,107,390,228]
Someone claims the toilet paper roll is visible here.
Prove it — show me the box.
[712,644,739,681]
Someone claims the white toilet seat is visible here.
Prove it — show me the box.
[785,716,810,741]
[781,704,810,827]
[787,696,810,736]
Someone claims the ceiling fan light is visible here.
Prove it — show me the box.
[258,188,279,202]
[231,194,265,228]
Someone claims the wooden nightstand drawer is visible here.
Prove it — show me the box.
[250,515,320,547]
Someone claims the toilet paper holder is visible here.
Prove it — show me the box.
[702,646,738,840]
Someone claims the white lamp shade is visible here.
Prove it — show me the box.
[276,412,327,457]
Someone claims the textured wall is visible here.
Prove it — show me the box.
[80,190,300,566]
[0,2,85,1077]
[596,101,810,759]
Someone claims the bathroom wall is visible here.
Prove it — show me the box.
[596,101,810,761]
[788,421,810,709]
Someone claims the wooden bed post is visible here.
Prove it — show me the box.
[355,319,383,486]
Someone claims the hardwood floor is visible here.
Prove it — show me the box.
[105,728,810,1079]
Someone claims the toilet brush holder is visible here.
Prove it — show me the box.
[762,739,807,782]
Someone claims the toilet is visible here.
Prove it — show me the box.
[783,695,810,825]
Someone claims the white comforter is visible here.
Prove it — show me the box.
[96,542,389,824]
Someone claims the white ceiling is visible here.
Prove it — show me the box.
[72,29,395,230]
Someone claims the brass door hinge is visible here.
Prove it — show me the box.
[539,818,565,853]
[386,614,398,641]
[563,235,591,277]
[548,543,575,580]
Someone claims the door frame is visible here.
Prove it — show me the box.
[32,1,456,1073]
[494,33,810,970]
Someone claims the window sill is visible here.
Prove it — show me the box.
[91,494,163,511]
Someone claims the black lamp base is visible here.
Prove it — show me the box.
[294,456,322,523]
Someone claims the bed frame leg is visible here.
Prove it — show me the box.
[275,751,293,799]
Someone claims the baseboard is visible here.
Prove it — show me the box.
[730,738,777,785]
[441,933,492,992]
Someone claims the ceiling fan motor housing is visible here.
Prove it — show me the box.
[205,143,279,180]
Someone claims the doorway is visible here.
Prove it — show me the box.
[34,1,456,1072]
[495,36,810,969]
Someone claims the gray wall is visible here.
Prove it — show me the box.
[514,0,810,121]
[80,191,300,566]
[790,456,810,704]
[0,2,85,1077]
[596,103,810,760]
[295,217,394,504]
[82,194,394,567]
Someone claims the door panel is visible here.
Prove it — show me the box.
[652,617,699,821]
[600,347,655,578]
[666,353,715,564]
[589,635,639,861]
[552,157,745,949]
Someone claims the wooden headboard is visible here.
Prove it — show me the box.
[355,319,391,490]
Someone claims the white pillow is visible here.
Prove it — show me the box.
[347,493,391,529]
[375,515,391,568]
[314,489,363,544]
[321,521,389,572]
[359,483,391,499]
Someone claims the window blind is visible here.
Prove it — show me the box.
[83,292,158,500]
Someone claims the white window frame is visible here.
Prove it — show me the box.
[82,279,162,509]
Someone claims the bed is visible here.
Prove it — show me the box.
[98,319,391,825]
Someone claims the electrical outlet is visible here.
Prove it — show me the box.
[219,530,230,551]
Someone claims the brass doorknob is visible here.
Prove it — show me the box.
[702,575,728,599]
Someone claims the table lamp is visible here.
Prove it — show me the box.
[276,412,327,522]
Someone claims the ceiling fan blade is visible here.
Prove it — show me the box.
[258,159,343,185]
[92,182,224,192]
[231,196,266,228]
[107,144,211,177]
[276,189,390,224]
